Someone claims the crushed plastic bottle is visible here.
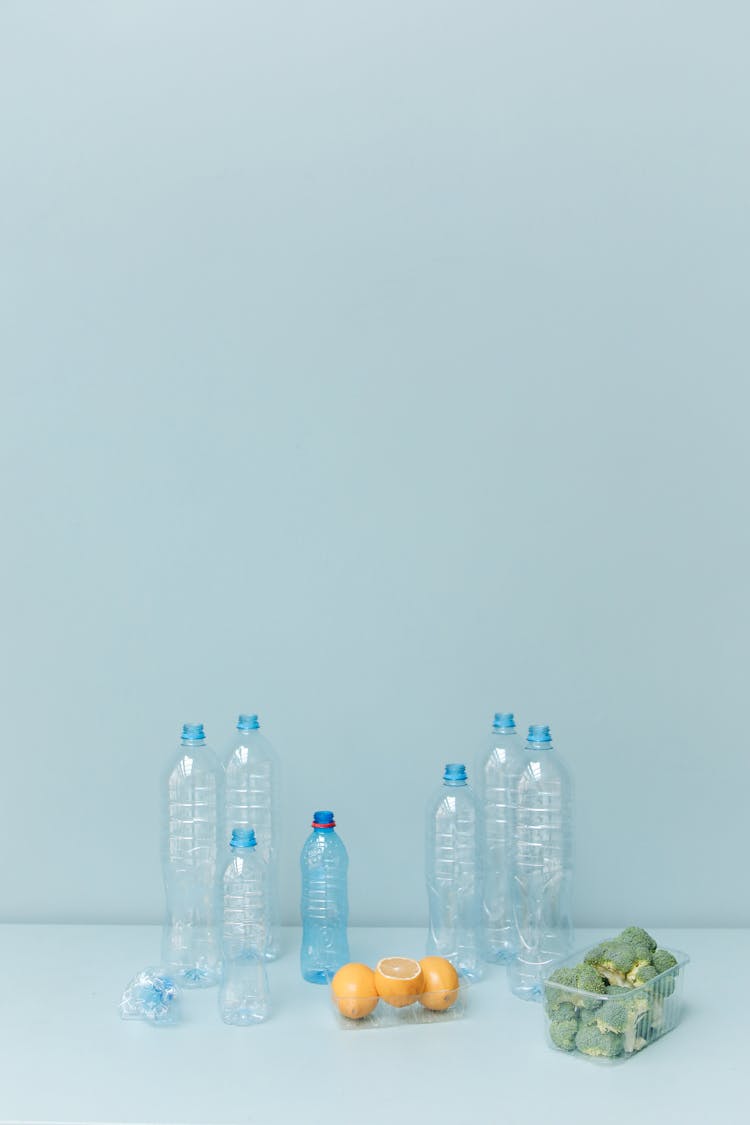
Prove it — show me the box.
[120,968,179,1024]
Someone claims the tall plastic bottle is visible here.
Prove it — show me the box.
[218,828,271,1025]
[161,722,223,987]
[508,724,574,1001]
[300,810,350,983]
[425,764,483,980]
[476,712,526,964]
[224,713,280,960]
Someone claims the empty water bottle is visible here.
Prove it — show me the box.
[425,764,483,980]
[300,810,350,983]
[476,713,525,964]
[161,722,223,987]
[224,713,280,960]
[218,828,271,1025]
[509,724,574,1000]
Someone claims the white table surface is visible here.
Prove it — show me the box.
[0,925,744,1125]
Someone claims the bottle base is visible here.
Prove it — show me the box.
[177,967,221,989]
[220,1008,269,1025]
[484,948,515,965]
[302,969,332,985]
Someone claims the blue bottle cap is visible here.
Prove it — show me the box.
[237,713,260,731]
[443,763,468,784]
[527,724,552,744]
[493,712,516,730]
[181,723,205,744]
[312,810,336,828]
[230,827,257,848]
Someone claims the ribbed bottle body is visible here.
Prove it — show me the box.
[477,724,525,963]
[218,845,270,1024]
[509,736,574,1000]
[161,732,223,987]
[425,774,482,980]
[224,724,280,959]
[300,827,349,983]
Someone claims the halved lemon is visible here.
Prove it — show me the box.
[373,956,424,1008]
[331,963,379,1020]
[418,956,460,1011]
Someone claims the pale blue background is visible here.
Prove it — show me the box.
[1,1,747,928]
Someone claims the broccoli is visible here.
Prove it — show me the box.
[584,940,640,987]
[596,993,650,1053]
[652,948,678,975]
[549,1015,579,1051]
[546,963,606,1011]
[629,963,658,987]
[575,1023,624,1058]
[544,967,577,1012]
[605,984,633,996]
[617,927,657,954]
[574,962,608,1007]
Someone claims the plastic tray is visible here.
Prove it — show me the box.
[542,944,689,1063]
[330,983,468,1030]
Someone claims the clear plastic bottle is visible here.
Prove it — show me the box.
[476,712,526,964]
[224,713,280,960]
[161,722,223,987]
[425,763,483,980]
[218,828,271,1025]
[508,724,574,1001]
[300,810,350,983]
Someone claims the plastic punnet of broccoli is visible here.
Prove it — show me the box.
[575,1023,624,1058]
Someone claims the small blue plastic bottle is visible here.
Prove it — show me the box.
[300,811,350,983]
[508,724,574,1000]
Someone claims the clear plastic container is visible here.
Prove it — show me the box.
[542,945,689,1062]
[330,982,468,1030]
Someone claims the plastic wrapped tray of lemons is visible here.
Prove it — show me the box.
[330,956,466,1029]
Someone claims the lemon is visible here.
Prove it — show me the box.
[418,956,460,1011]
[373,956,424,1008]
[331,963,379,1019]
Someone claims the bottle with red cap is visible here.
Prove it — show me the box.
[300,810,350,983]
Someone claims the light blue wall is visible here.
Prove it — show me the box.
[1,1,747,927]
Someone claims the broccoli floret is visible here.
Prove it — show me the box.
[544,967,577,1012]
[574,963,608,1007]
[575,1023,624,1058]
[549,1016,579,1051]
[546,963,606,1011]
[617,927,657,954]
[605,984,633,996]
[629,963,658,987]
[584,940,639,987]
[596,993,650,1052]
[553,1001,578,1021]
[652,948,678,975]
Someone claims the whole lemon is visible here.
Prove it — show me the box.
[418,956,460,1011]
[331,963,379,1020]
